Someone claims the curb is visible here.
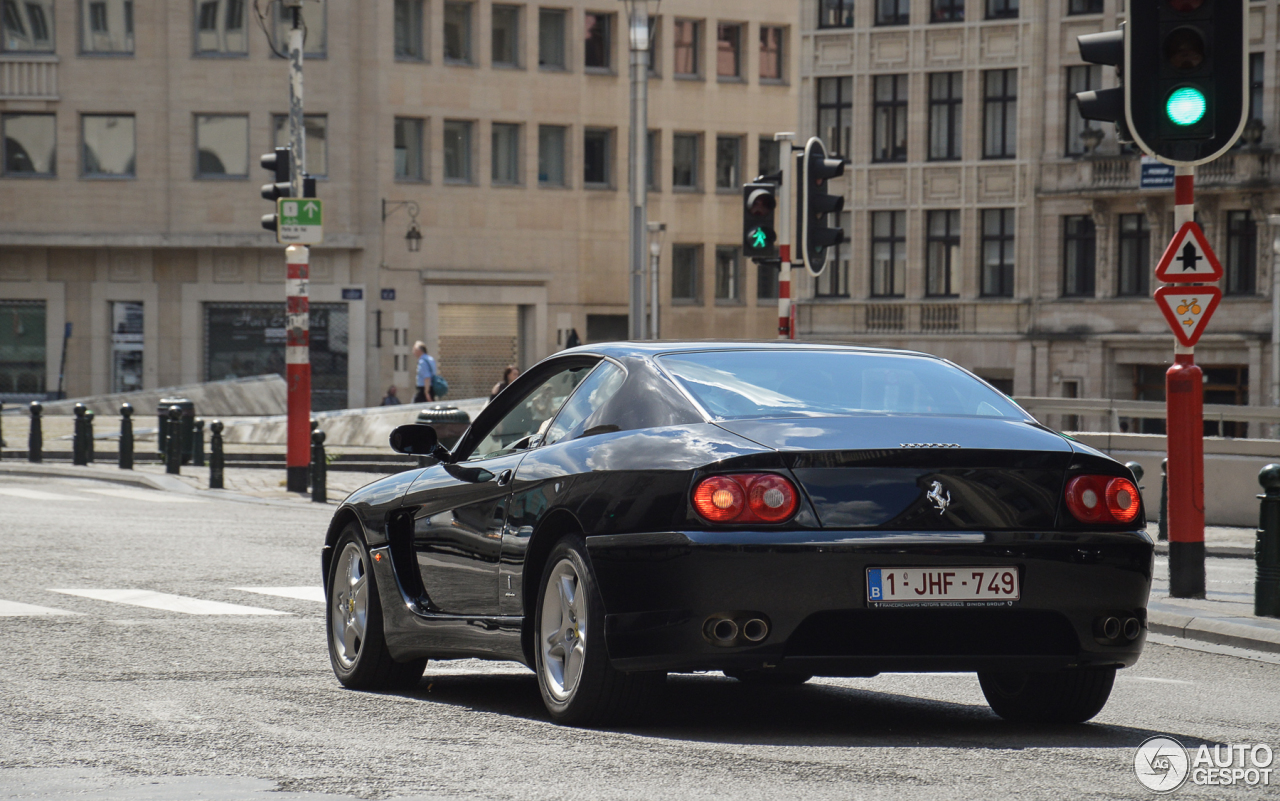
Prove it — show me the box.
[1148,600,1280,654]
[1154,542,1255,560]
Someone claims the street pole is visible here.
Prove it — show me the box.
[647,221,665,340]
[1269,214,1280,439]
[624,2,651,342]
[1166,164,1206,598]
[284,0,310,493]
[775,133,795,340]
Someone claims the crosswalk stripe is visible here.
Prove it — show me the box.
[232,586,326,603]
[0,599,81,617]
[49,589,289,615]
[0,487,93,502]
[82,488,205,504]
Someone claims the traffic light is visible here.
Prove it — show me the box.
[742,181,778,259]
[1127,0,1248,164]
[1076,28,1132,145]
[796,137,844,276]
[260,146,292,233]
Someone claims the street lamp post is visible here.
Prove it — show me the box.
[622,0,658,341]
[646,221,666,339]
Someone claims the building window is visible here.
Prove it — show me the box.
[272,1,325,56]
[758,259,779,300]
[1062,215,1096,297]
[981,208,1015,297]
[818,76,853,159]
[492,4,519,67]
[646,16,660,77]
[584,12,612,70]
[583,127,612,186]
[272,114,327,177]
[1250,53,1264,121]
[195,0,246,55]
[394,0,424,60]
[1065,65,1101,156]
[2,113,55,176]
[81,0,133,53]
[394,117,425,181]
[110,301,143,394]
[816,210,852,297]
[871,210,906,297]
[873,74,908,163]
[1226,211,1257,295]
[444,1,472,63]
[0,300,46,395]
[819,0,854,28]
[83,114,135,177]
[715,135,741,190]
[759,25,783,81]
[876,0,910,26]
[986,0,1017,19]
[1203,366,1250,437]
[672,244,701,302]
[928,72,962,161]
[758,136,780,177]
[672,132,699,190]
[716,22,741,79]
[1117,213,1150,296]
[983,69,1017,159]
[932,0,964,23]
[1068,0,1103,14]
[2,0,54,52]
[647,129,659,191]
[537,124,566,186]
[443,120,473,182]
[926,210,960,296]
[715,246,742,303]
[538,8,566,68]
[491,122,520,184]
[194,114,248,179]
[673,18,700,76]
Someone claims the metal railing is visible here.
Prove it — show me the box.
[0,55,58,100]
[800,301,1031,337]
[1015,396,1280,435]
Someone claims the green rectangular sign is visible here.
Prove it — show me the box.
[277,198,323,245]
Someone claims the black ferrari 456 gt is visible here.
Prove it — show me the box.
[322,342,1151,726]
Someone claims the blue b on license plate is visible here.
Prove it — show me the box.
[867,566,1020,607]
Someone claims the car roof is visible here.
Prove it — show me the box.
[553,340,942,361]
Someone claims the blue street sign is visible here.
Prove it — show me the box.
[381,288,396,301]
[1140,157,1175,190]
[341,288,363,300]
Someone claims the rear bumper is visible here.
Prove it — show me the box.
[586,529,1153,675]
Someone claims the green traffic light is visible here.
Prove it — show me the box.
[750,227,769,249]
[1166,87,1207,126]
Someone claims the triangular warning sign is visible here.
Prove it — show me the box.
[1154,285,1222,347]
[1155,222,1223,283]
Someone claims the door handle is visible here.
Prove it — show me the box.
[496,469,513,487]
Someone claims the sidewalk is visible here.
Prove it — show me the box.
[1148,522,1256,558]
[1147,581,1280,656]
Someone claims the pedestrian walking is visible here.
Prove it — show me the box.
[413,341,438,403]
[565,328,581,349]
[490,365,520,400]
[380,385,402,406]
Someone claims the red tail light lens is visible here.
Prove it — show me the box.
[693,473,798,524]
[1065,475,1141,525]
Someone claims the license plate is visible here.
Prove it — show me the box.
[867,566,1020,607]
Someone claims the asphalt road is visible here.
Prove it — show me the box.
[1,474,1278,801]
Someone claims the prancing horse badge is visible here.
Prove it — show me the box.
[926,480,951,514]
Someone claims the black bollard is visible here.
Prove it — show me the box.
[1158,458,1169,542]
[28,401,42,463]
[209,420,225,490]
[119,403,134,470]
[73,404,88,465]
[193,419,205,467]
[0,401,4,459]
[1257,465,1280,618]
[165,406,182,475]
[311,429,327,503]
[84,409,95,464]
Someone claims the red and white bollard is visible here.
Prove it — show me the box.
[286,244,311,493]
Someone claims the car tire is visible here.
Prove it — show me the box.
[534,535,664,726]
[723,670,813,686]
[327,525,427,691]
[978,667,1116,723]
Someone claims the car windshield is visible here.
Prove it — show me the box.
[658,350,1028,421]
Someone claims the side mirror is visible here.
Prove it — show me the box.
[390,424,451,463]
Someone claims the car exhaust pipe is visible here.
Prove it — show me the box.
[741,618,769,643]
[1101,616,1121,640]
[1123,617,1142,640]
[709,617,738,643]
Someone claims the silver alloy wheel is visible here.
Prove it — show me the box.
[331,541,369,670]
[540,557,587,702]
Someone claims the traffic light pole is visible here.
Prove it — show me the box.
[1166,165,1206,598]
[284,1,310,494]
[776,132,794,340]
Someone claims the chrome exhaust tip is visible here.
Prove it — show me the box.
[1102,616,1121,640]
[1123,617,1142,640]
[709,617,738,643]
[741,618,769,643]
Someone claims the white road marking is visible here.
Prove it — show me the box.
[232,586,326,603]
[48,589,288,615]
[82,488,205,504]
[0,487,93,502]
[1117,675,1195,685]
[0,599,81,617]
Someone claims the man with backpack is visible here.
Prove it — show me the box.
[412,341,438,403]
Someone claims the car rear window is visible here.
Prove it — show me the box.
[657,350,1027,421]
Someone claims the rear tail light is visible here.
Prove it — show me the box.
[1065,475,1141,525]
[692,473,798,524]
